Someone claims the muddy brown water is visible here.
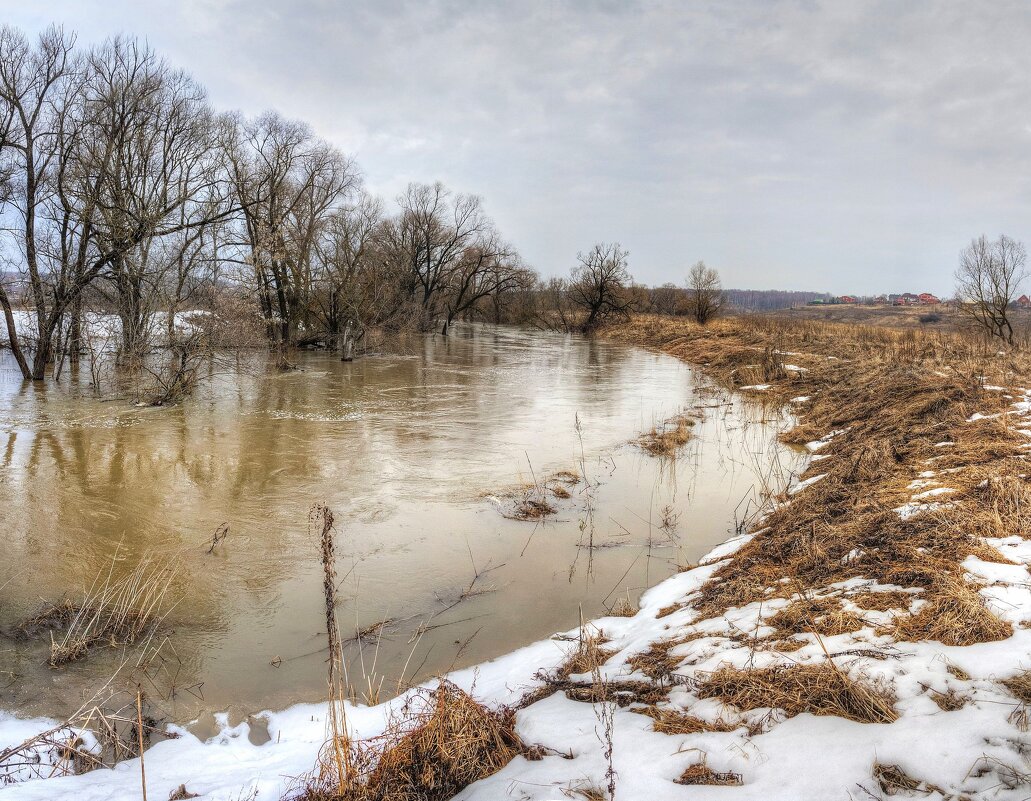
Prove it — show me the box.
[0,324,802,728]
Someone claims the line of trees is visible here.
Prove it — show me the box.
[0,25,739,387]
[0,26,538,381]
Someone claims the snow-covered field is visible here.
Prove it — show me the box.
[0,309,208,349]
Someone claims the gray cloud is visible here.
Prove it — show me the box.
[4,0,1031,294]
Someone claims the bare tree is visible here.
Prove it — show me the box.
[85,38,227,362]
[311,191,396,355]
[0,25,76,379]
[650,282,684,316]
[686,260,725,325]
[0,29,235,380]
[955,235,1027,345]
[568,242,634,332]
[225,111,359,347]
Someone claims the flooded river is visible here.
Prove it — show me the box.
[0,324,801,727]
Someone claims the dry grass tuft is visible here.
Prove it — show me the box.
[696,663,898,724]
[512,497,556,520]
[1002,670,1031,704]
[768,638,806,653]
[607,597,637,618]
[557,628,614,678]
[535,677,669,708]
[496,469,581,521]
[874,762,932,791]
[297,681,519,801]
[627,634,704,680]
[635,706,738,735]
[886,574,1012,646]
[20,555,179,667]
[850,590,916,612]
[928,688,966,711]
[635,414,695,457]
[676,762,743,786]
[767,596,866,637]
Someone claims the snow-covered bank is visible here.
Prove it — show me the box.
[5,318,1031,800]
[4,514,1030,800]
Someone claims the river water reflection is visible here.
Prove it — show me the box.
[0,324,801,724]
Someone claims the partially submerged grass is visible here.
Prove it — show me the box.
[19,555,180,667]
[493,468,581,521]
[695,663,898,724]
[635,414,695,457]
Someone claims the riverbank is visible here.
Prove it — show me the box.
[3,314,1031,799]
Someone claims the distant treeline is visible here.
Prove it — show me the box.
[723,289,832,311]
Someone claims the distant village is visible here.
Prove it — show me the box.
[808,292,1031,308]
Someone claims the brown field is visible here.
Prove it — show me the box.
[758,302,1031,338]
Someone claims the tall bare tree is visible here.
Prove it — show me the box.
[955,234,1027,345]
[568,242,634,332]
[225,111,359,346]
[0,29,234,379]
[0,25,76,379]
[686,261,725,325]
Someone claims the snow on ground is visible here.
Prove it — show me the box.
[3,388,1031,800]
[0,310,207,349]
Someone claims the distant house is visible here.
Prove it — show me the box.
[893,293,920,306]
[918,293,940,305]
[839,295,858,304]
[1016,294,1031,309]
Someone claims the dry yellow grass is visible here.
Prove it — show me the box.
[675,762,743,786]
[627,633,705,680]
[767,596,866,637]
[635,414,695,457]
[298,681,520,801]
[695,663,898,724]
[557,627,614,678]
[605,314,1025,651]
[850,590,916,612]
[19,554,180,666]
[635,706,738,735]
[1003,670,1031,704]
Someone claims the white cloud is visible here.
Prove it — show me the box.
[4,0,1031,294]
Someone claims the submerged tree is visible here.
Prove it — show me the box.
[0,23,538,383]
[568,242,634,332]
[686,261,725,325]
[955,234,1027,345]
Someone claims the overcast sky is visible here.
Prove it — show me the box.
[3,0,1031,295]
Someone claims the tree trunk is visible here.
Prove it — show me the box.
[68,295,82,365]
[0,285,30,380]
[340,321,354,362]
